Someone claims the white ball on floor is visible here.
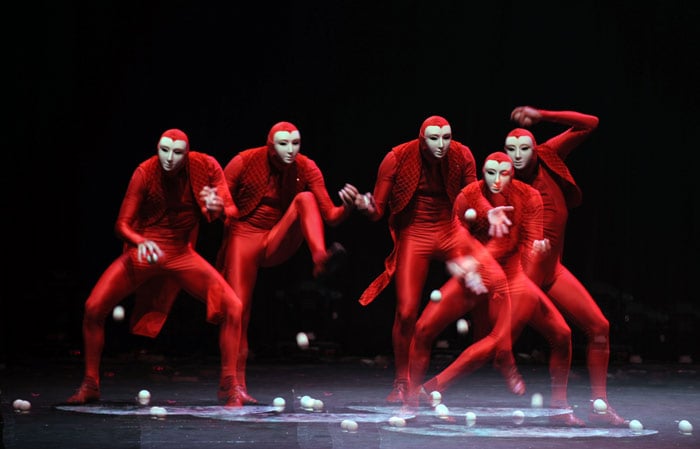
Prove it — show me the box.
[12,399,23,411]
[112,305,125,322]
[149,406,167,419]
[341,419,358,432]
[512,410,525,425]
[389,416,406,427]
[464,208,477,221]
[593,398,607,413]
[137,389,151,405]
[678,419,693,434]
[300,395,314,409]
[429,289,442,302]
[465,411,477,427]
[435,403,450,418]
[530,393,544,408]
[456,318,469,335]
[629,419,643,432]
[272,397,286,409]
[312,399,324,411]
[296,332,309,350]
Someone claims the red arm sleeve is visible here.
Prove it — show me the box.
[207,155,238,221]
[367,151,397,221]
[114,167,148,247]
[223,154,245,199]
[537,109,599,160]
[305,159,351,226]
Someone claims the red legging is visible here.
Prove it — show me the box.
[81,245,242,385]
[220,192,329,389]
[543,262,611,401]
[410,270,512,393]
[391,218,464,385]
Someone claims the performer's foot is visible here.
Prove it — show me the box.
[401,385,432,408]
[217,376,243,407]
[588,401,628,427]
[234,385,258,405]
[313,242,346,278]
[502,364,526,396]
[549,410,586,427]
[386,379,408,404]
[66,377,100,404]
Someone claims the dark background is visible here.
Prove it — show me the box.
[4,1,699,366]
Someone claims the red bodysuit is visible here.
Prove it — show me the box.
[358,116,477,401]
[71,138,243,406]
[219,122,351,402]
[458,168,578,417]
[507,108,625,425]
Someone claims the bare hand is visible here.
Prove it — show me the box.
[447,256,487,295]
[510,106,542,127]
[355,192,377,214]
[530,238,551,257]
[138,240,164,264]
[199,186,223,212]
[487,206,514,238]
[338,183,360,208]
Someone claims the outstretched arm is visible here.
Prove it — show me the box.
[511,106,599,160]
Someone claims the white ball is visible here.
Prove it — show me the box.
[593,398,607,413]
[430,390,442,406]
[342,419,358,432]
[300,395,314,409]
[456,318,469,335]
[12,399,23,410]
[112,305,125,322]
[435,403,450,418]
[137,389,151,405]
[17,400,31,412]
[429,289,442,302]
[149,406,167,419]
[296,332,309,350]
[388,416,406,427]
[678,419,693,434]
[512,410,525,425]
[312,399,324,411]
[530,393,544,408]
[465,411,477,427]
[272,397,286,408]
[464,208,477,221]
[629,419,643,432]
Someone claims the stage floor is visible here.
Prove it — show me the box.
[2,354,699,449]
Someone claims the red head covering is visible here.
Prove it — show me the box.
[419,115,450,140]
[505,128,537,147]
[483,151,514,174]
[266,121,299,149]
[159,128,189,151]
[419,115,450,152]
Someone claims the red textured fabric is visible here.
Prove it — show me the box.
[128,152,235,337]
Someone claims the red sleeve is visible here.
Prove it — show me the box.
[537,109,599,160]
[367,151,397,221]
[520,188,545,281]
[460,145,478,185]
[114,167,148,246]
[304,159,351,226]
[223,154,245,198]
[208,155,238,221]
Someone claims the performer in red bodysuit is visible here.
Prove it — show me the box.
[67,129,245,406]
[355,116,523,403]
[459,152,584,426]
[218,121,357,404]
[504,106,627,426]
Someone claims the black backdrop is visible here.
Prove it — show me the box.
[5,1,699,364]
